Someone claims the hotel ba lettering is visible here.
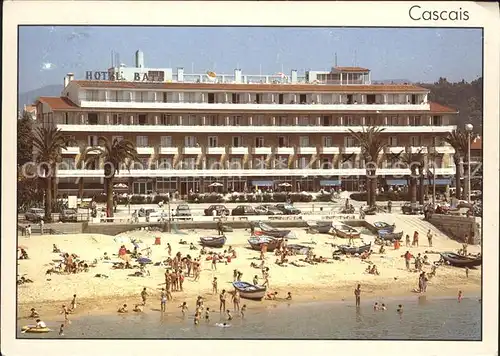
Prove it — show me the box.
[34,51,457,196]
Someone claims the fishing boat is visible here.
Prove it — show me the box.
[362,206,377,215]
[247,236,280,252]
[378,230,403,241]
[332,224,361,239]
[232,281,267,300]
[373,221,396,233]
[306,221,332,234]
[21,325,51,333]
[287,244,312,255]
[199,235,227,248]
[335,243,372,255]
[255,222,291,238]
[440,252,482,268]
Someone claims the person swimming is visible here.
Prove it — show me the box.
[226,310,233,320]
[205,307,210,321]
[373,302,379,311]
[380,303,387,311]
[215,322,230,328]
[396,304,403,313]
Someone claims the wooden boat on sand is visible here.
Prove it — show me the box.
[440,252,482,268]
[199,235,227,248]
[306,221,332,234]
[287,244,312,255]
[248,236,280,252]
[335,243,372,255]
[232,281,267,300]
[373,221,396,233]
[252,221,291,238]
[332,224,361,239]
[378,230,403,241]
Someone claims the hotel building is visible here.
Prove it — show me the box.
[34,50,458,196]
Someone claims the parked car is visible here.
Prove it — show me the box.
[255,204,284,215]
[174,204,193,221]
[204,204,230,216]
[60,209,78,222]
[25,208,44,222]
[231,205,258,216]
[401,202,424,215]
[275,203,301,215]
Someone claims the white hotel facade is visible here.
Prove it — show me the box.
[34,51,458,196]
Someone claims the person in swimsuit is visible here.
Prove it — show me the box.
[373,302,379,311]
[35,319,47,329]
[226,310,233,321]
[380,303,387,311]
[59,324,64,336]
[141,288,148,305]
[118,304,128,313]
[205,307,210,321]
[70,294,77,311]
[160,288,167,312]
[240,304,247,318]
[30,308,40,318]
[179,302,188,316]
[458,290,463,303]
[354,284,361,307]
[397,304,403,313]
[212,277,218,294]
[219,290,226,313]
[61,305,70,323]
[286,292,292,300]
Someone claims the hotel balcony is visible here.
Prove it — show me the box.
[57,167,455,179]
[183,147,203,155]
[320,147,341,154]
[206,147,226,155]
[297,147,317,155]
[62,146,81,155]
[229,147,249,155]
[79,100,431,113]
[136,147,154,155]
[434,146,455,154]
[56,124,457,134]
[342,147,362,154]
[275,147,295,155]
[385,146,407,154]
[252,147,273,155]
[159,147,179,155]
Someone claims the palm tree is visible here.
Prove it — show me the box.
[79,137,138,218]
[29,127,74,221]
[443,130,467,199]
[349,127,387,207]
[400,147,425,205]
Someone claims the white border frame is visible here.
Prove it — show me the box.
[2,2,499,355]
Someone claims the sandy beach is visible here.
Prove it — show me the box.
[17,214,481,322]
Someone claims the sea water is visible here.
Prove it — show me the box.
[18,296,481,340]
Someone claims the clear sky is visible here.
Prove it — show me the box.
[19,26,482,93]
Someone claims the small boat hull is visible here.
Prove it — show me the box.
[248,236,280,252]
[232,281,267,300]
[373,222,396,234]
[256,222,291,238]
[378,231,403,241]
[307,221,332,234]
[440,252,482,268]
[199,235,227,248]
[333,224,361,239]
[21,326,51,333]
[287,244,312,255]
[336,243,372,255]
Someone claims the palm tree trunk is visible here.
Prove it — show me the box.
[105,177,114,218]
[419,172,425,204]
[463,153,470,200]
[45,176,52,222]
[454,158,462,199]
[410,168,417,204]
[365,174,371,206]
[370,175,377,207]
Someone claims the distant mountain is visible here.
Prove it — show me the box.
[372,79,412,84]
[18,84,63,109]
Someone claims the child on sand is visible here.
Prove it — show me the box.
[133,304,143,312]
[241,305,247,318]
[286,292,292,300]
[253,275,259,285]
[70,294,77,311]
[30,308,40,318]
[226,310,233,321]
[118,304,128,313]
[265,291,278,300]
[212,277,218,294]
[179,302,188,316]
[458,291,463,303]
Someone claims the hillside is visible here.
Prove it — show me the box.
[18,84,63,109]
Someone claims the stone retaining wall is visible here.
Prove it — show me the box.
[429,214,480,245]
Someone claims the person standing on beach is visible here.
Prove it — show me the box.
[167,243,172,256]
[232,290,241,312]
[354,284,361,307]
[405,234,411,247]
[211,255,218,271]
[427,230,433,247]
[465,266,469,278]
[70,294,77,311]
[241,304,247,318]
[402,251,413,270]
[397,304,403,313]
[412,231,419,247]
[26,224,31,238]
[61,305,70,323]
[219,289,227,313]
[212,277,218,294]
[160,288,167,312]
[262,270,270,288]
[39,219,44,235]
[253,275,259,285]
[205,307,210,321]
[141,287,148,306]
[458,290,463,303]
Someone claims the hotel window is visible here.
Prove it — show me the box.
[112,136,124,143]
[87,113,98,125]
[388,136,398,147]
[136,91,145,103]
[206,115,216,126]
[160,136,172,147]
[321,116,331,126]
[231,93,240,104]
[255,137,264,148]
[345,137,356,147]
[299,94,307,104]
[139,158,150,170]
[366,116,376,126]
[86,90,99,101]
[207,158,219,169]
[61,158,75,170]
[432,116,442,126]
[162,92,168,103]
[232,136,242,147]
[184,136,197,147]
[409,116,421,126]
[322,136,333,147]
[178,92,185,103]
[345,116,355,126]
[229,116,242,126]
[208,93,215,104]
[185,115,197,126]
[159,114,168,125]
[112,114,123,125]
[433,137,443,146]
[158,158,173,170]
[88,135,99,146]
[208,136,218,147]
[346,94,354,104]
[255,93,262,104]
[299,136,310,147]
[277,116,288,126]
[183,158,196,170]
[410,136,421,146]
[254,115,265,126]
[391,116,398,126]
[278,136,288,147]
[321,158,331,169]
[111,91,119,102]
[298,116,310,126]
[185,92,195,103]
[138,114,147,125]
[136,136,149,147]
[298,157,309,169]
[228,158,242,169]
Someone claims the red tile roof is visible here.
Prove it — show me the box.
[36,97,79,110]
[470,136,481,150]
[334,66,370,72]
[71,80,428,93]
[428,101,458,113]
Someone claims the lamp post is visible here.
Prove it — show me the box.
[465,123,474,202]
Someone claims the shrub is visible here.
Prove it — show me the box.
[349,191,411,202]
[316,193,333,202]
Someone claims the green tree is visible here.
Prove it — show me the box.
[348,127,386,207]
[79,137,138,218]
[444,129,468,199]
[400,147,425,205]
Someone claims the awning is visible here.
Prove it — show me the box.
[386,179,407,186]
[252,180,274,187]
[424,178,452,185]
[320,180,341,186]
